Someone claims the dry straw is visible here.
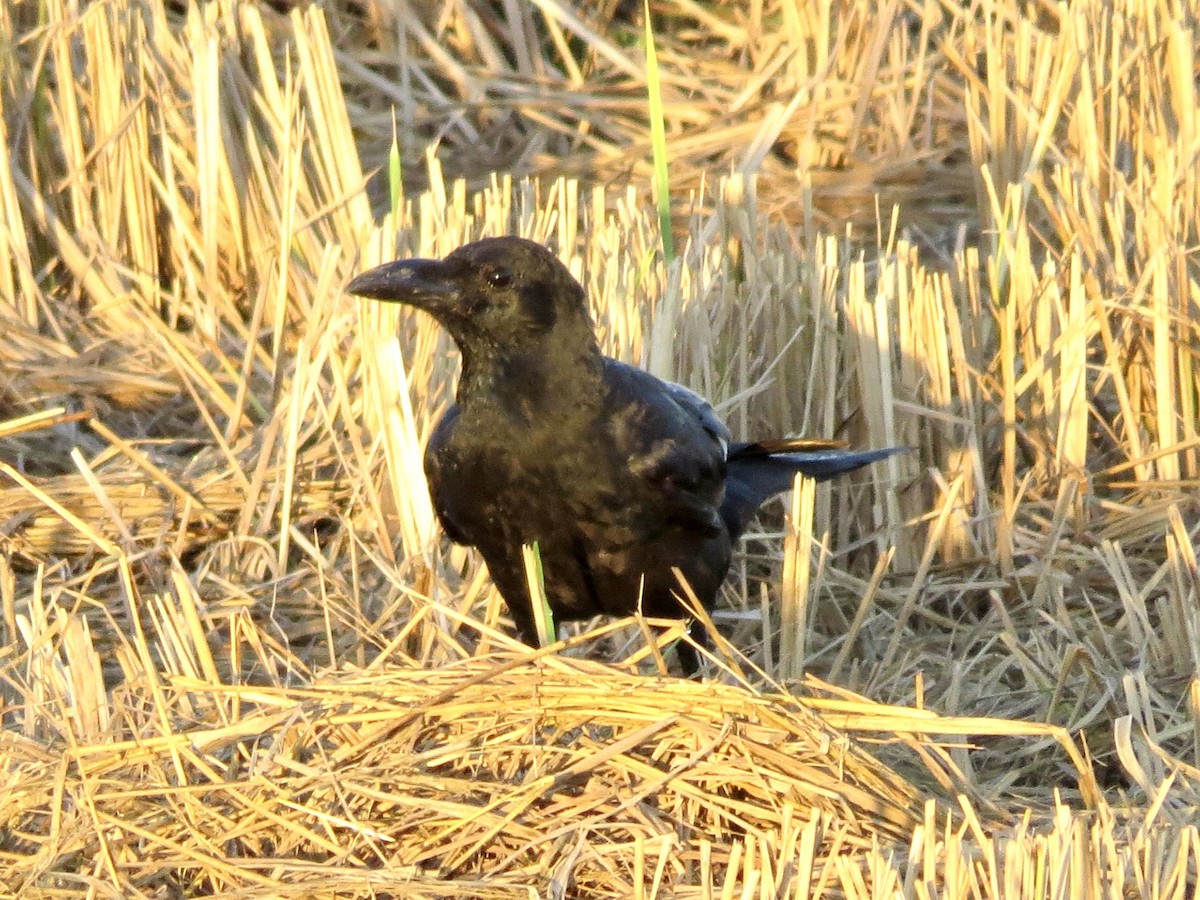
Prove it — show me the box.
[1,0,1198,895]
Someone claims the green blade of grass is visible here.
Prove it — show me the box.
[523,541,555,649]
[643,0,673,264]
[389,113,403,216]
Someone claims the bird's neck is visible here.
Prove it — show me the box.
[456,335,605,422]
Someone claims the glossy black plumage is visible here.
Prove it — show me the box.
[349,236,904,673]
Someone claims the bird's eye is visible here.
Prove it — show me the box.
[485,267,513,289]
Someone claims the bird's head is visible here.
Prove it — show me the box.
[348,237,597,360]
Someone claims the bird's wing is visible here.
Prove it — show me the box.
[661,379,731,460]
[601,361,729,535]
[423,405,472,545]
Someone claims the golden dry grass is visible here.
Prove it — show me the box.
[1,0,1199,895]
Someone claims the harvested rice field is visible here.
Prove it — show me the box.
[1,0,1198,895]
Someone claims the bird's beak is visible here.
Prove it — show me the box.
[346,258,460,310]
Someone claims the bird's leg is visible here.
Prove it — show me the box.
[485,567,545,654]
[674,620,709,676]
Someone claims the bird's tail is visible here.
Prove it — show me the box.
[720,439,909,538]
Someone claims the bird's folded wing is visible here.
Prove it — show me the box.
[602,360,729,536]
[661,378,731,459]
[423,405,473,545]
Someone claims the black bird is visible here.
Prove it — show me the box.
[350,237,904,673]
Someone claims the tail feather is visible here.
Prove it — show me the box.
[720,443,909,538]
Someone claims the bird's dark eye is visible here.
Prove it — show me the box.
[485,267,513,289]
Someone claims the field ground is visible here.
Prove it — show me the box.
[1,0,1198,895]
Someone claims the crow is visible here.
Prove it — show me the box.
[349,236,905,673]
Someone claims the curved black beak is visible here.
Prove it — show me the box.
[347,258,460,309]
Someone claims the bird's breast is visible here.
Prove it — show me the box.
[429,405,624,540]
